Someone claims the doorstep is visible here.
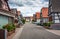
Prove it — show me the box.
[7,26,24,39]
[46,29,60,36]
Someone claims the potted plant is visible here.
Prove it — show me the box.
[43,21,53,29]
[3,24,16,36]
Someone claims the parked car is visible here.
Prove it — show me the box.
[33,21,40,25]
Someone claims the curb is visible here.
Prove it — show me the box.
[12,26,24,39]
[46,29,60,36]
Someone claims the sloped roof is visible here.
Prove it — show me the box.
[36,12,40,19]
[42,7,48,18]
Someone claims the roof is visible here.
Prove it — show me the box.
[36,12,40,19]
[42,7,48,18]
[0,8,15,17]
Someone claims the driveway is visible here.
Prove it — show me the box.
[19,23,60,39]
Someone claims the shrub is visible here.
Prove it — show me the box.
[43,23,47,26]
[3,24,16,32]
[37,23,41,25]
[21,19,25,24]
[43,21,53,27]
[32,20,35,22]
[12,23,16,30]
[47,21,53,26]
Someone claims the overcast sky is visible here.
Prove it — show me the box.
[8,0,49,17]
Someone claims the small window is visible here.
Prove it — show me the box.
[55,16,58,19]
[55,20,60,23]
[55,13,57,15]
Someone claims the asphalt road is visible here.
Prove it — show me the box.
[19,23,60,39]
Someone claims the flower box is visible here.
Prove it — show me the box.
[7,30,15,36]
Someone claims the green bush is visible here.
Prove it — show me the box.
[21,19,25,24]
[37,23,41,25]
[43,21,53,27]
[3,24,16,32]
[47,21,53,26]
[43,23,47,26]
[32,20,35,22]
[12,23,16,30]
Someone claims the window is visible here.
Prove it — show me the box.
[55,13,57,15]
[55,16,58,19]
[58,13,60,15]
[50,6,53,12]
[55,20,60,23]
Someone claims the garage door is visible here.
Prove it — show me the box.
[0,15,8,29]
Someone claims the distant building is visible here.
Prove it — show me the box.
[36,12,40,22]
[0,0,15,29]
[17,11,23,25]
[33,14,36,22]
[40,7,48,24]
[10,8,18,23]
[49,0,60,29]
[10,9,23,26]
[24,16,33,22]
[20,14,23,20]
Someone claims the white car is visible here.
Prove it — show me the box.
[33,22,40,24]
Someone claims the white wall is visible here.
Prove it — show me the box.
[43,18,48,23]
[0,15,8,29]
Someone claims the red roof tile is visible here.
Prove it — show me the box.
[36,12,40,19]
[42,7,48,18]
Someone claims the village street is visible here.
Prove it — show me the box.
[0,0,60,39]
[18,23,60,39]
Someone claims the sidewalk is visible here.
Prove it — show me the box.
[46,29,60,36]
[7,26,24,39]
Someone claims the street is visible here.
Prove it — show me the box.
[0,0,60,39]
[19,23,60,39]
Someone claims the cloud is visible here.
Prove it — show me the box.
[8,0,49,17]
[17,7,42,17]
[8,0,24,7]
[44,0,49,2]
[8,0,49,7]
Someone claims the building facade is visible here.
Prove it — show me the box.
[11,9,23,27]
[17,11,23,25]
[33,14,36,22]
[10,8,19,25]
[40,7,48,24]
[0,0,10,11]
[36,12,40,22]
[49,0,60,23]
[0,0,15,29]
[49,0,60,29]
[24,16,33,22]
